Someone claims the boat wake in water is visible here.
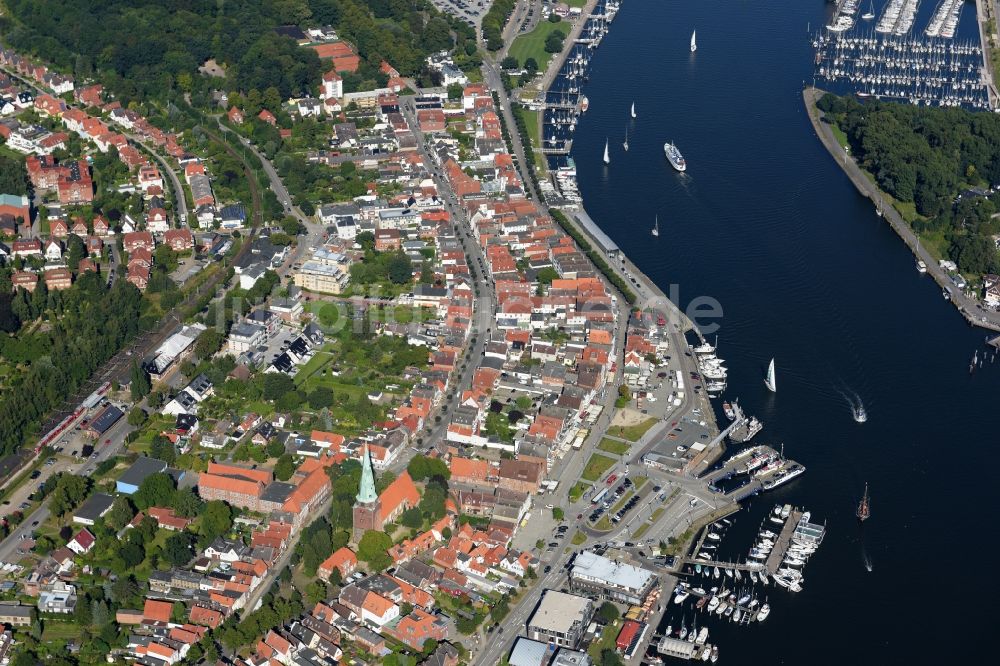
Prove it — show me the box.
[837,386,867,423]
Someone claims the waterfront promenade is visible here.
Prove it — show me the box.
[804,86,1000,334]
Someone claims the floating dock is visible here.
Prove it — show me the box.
[764,509,803,575]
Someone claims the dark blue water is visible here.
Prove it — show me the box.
[570,1,1000,662]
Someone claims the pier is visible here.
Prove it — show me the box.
[764,509,803,575]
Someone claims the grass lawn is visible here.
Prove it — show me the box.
[633,476,648,490]
[594,516,611,531]
[830,123,849,150]
[651,508,665,522]
[580,453,615,482]
[509,19,566,74]
[565,0,587,6]
[588,619,622,661]
[597,438,629,456]
[568,480,590,503]
[41,621,81,641]
[633,523,650,540]
[520,107,546,173]
[571,530,587,545]
[607,417,659,442]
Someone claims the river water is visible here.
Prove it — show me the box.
[569,1,1000,662]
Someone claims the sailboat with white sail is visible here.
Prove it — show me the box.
[862,0,875,20]
[603,139,610,165]
[764,359,776,392]
[631,101,636,118]
[690,30,697,52]
[651,215,659,237]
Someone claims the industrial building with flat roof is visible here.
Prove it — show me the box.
[525,590,594,650]
[568,550,657,606]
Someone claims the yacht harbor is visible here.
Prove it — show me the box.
[813,31,990,108]
[812,0,992,109]
[648,509,825,663]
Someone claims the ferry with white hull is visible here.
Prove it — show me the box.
[664,141,687,171]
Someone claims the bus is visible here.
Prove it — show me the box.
[592,488,609,505]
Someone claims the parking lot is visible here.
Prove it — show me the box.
[429,0,490,27]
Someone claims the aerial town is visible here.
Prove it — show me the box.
[5,1,1000,666]
[0,2,742,666]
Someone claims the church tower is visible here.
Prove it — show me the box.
[352,443,381,542]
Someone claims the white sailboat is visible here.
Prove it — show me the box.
[862,0,875,21]
[690,29,697,52]
[623,125,629,152]
[631,101,636,118]
[603,138,610,165]
[764,358,776,393]
[651,215,659,237]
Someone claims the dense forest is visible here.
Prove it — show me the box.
[819,93,1000,275]
[0,272,144,455]
[0,0,471,104]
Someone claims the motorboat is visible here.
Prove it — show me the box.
[715,601,728,616]
[674,589,690,604]
[706,596,720,612]
[713,566,720,579]
[737,593,752,606]
[756,604,771,621]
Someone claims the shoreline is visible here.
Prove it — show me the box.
[803,86,1000,335]
[529,1,731,469]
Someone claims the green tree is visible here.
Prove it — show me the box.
[274,453,296,481]
[357,530,392,572]
[49,474,90,516]
[387,252,413,284]
[598,601,620,623]
[195,329,224,359]
[106,496,135,531]
[130,360,151,400]
[133,472,175,510]
[163,532,194,567]
[150,434,176,465]
[261,373,296,401]
[173,487,204,518]
[544,30,566,54]
[127,407,147,427]
[200,501,234,543]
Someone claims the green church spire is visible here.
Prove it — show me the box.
[356,443,378,504]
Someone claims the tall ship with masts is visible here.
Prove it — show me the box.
[857,483,871,522]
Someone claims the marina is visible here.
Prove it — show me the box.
[812,32,989,108]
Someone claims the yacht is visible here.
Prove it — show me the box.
[756,604,771,621]
[603,139,610,165]
[711,646,719,663]
[690,29,697,52]
[722,402,736,420]
[853,404,867,423]
[651,215,659,237]
[674,589,690,604]
[664,141,687,171]
[916,259,927,273]
[706,596,720,612]
[631,101,636,118]
[764,358,776,392]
